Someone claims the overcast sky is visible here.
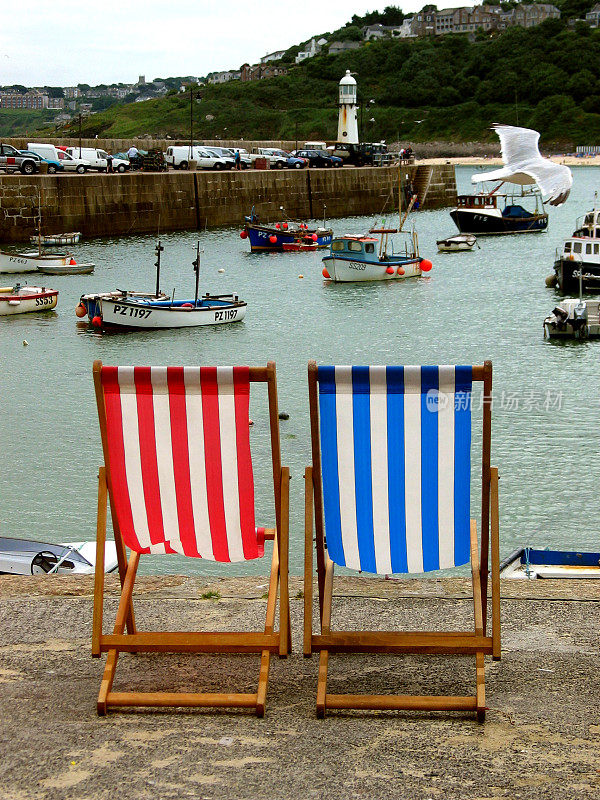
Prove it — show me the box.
[0,0,471,87]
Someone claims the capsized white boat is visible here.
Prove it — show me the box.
[0,250,80,274]
[500,547,600,579]
[0,536,118,575]
[29,232,81,246]
[437,234,477,252]
[0,284,58,315]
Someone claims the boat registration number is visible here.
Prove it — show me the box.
[35,295,55,306]
[112,304,152,319]
[215,309,238,321]
[348,262,366,271]
[8,257,28,264]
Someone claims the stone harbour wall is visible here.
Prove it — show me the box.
[0,165,456,243]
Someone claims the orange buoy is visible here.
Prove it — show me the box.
[397,267,405,276]
[75,303,87,318]
[420,259,433,272]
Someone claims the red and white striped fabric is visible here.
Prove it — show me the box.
[101,366,264,561]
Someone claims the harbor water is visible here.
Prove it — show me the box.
[1,165,599,576]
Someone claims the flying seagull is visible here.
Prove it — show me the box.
[472,124,572,206]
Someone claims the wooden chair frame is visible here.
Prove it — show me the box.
[304,360,500,719]
[92,360,290,716]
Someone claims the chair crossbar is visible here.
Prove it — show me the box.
[325,694,478,712]
[100,632,281,653]
[106,691,260,709]
[311,632,493,655]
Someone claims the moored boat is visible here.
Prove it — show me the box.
[99,293,247,329]
[552,202,600,293]
[282,237,319,252]
[450,191,548,235]
[241,207,332,251]
[29,232,81,246]
[437,233,477,252]
[0,536,118,575]
[500,547,600,579]
[322,229,432,283]
[0,250,78,274]
[77,290,169,321]
[38,262,94,275]
[0,283,58,315]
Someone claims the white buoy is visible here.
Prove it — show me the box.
[23,340,29,346]
[218,268,225,273]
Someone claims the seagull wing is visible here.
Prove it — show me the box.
[471,124,572,206]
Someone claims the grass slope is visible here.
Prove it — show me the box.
[34,19,600,146]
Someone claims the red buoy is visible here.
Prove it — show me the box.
[322,267,331,279]
[91,315,102,328]
[269,235,277,244]
[240,230,248,239]
[311,233,318,242]
[385,267,394,274]
[69,258,76,266]
[420,259,433,273]
[282,222,288,230]
[397,267,405,276]
[275,223,281,229]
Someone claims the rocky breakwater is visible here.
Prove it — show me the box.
[0,165,457,243]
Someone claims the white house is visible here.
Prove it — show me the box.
[260,50,286,64]
[586,3,600,25]
[295,37,328,64]
[206,71,241,84]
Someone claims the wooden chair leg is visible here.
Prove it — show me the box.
[97,549,140,715]
[490,467,501,660]
[304,467,314,658]
[279,467,290,658]
[92,468,107,658]
[471,519,487,721]
[317,558,334,718]
[476,652,486,722]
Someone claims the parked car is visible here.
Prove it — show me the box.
[203,147,236,169]
[65,147,129,172]
[257,148,306,169]
[165,145,228,170]
[18,150,64,173]
[291,149,343,168]
[29,143,90,173]
[0,143,39,174]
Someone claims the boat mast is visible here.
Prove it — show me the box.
[37,190,42,256]
[154,240,163,298]
[193,242,201,306]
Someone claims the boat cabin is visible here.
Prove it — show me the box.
[573,209,600,238]
[456,195,498,209]
[331,235,379,258]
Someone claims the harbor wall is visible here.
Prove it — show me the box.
[0,165,456,243]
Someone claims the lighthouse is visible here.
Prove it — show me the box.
[337,70,359,144]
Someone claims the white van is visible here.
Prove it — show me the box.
[66,147,129,172]
[165,145,228,170]
[28,143,90,173]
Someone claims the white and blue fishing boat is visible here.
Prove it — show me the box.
[322,227,432,283]
[241,207,332,252]
[500,547,600,579]
[83,241,247,330]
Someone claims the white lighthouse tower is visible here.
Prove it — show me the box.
[337,70,359,144]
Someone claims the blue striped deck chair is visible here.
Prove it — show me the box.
[304,361,500,719]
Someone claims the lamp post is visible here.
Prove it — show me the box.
[359,98,375,143]
[78,113,83,158]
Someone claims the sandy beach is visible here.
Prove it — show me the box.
[419,155,600,167]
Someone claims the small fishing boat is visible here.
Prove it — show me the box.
[450,191,548,235]
[0,536,118,575]
[322,229,432,283]
[90,241,247,329]
[77,290,168,322]
[0,250,80,274]
[241,207,332,251]
[37,262,94,276]
[29,232,81,246]
[437,234,477,252]
[552,198,600,293]
[500,547,600,579]
[0,284,58,315]
[282,237,319,252]
[544,269,600,339]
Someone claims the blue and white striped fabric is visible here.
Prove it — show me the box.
[317,365,473,574]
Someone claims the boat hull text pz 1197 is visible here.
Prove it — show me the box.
[100,294,247,329]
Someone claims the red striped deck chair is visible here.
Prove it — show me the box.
[92,360,290,716]
[304,361,500,719]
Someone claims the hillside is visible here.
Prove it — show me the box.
[35,17,600,146]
